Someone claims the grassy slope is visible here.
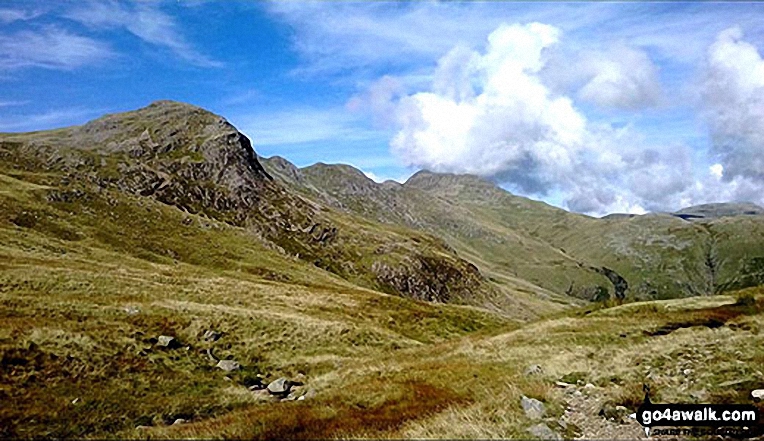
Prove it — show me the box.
[145,289,764,439]
[2,167,763,439]
[0,169,512,438]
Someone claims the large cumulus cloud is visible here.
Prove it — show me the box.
[350,22,764,215]
[384,23,690,214]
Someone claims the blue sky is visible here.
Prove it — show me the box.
[2,1,764,215]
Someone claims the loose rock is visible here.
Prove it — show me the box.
[752,389,764,402]
[156,335,179,349]
[216,359,240,372]
[521,395,546,420]
[527,423,562,440]
[172,418,186,425]
[267,378,292,395]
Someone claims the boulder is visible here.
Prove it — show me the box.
[216,359,240,372]
[267,378,292,395]
[527,423,561,440]
[156,335,180,349]
[521,395,546,420]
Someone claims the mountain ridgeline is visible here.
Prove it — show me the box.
[3,101,764,314]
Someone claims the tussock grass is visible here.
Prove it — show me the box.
[2,166,763,439]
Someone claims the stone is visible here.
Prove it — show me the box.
[683,368,693,376]
[521,395,546,420]
[203,330,222,342]
[172,418,186,425]
[752,389,764,402]
[156,335,179,349]
[525,364,544,376]
[584,383,596,389]
[216,359,240,372]
[554,381,572,388]
[297,395,305,401]
[527,423,562,440]
[124,306,140,315]
[599,403,629,421]
[267,378,292,395]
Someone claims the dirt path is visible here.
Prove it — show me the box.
[557,384,646,440]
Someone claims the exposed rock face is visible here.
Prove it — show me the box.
[592,267,629,300]
[371,255,484,303]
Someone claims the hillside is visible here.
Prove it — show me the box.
[1,101,763,439]
[262,157,764,301]
[0,101,538,315]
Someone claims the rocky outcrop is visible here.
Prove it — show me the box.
[371,255,485,303]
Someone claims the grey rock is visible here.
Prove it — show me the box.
[527,423,561,440]
[156,335,179,349]
[521,395,546,420]
[752,389,764,402]
[267,377,292,395]
[216,359,240,372]
[172,418,186,425]
[525,364,544,376]
[124,306,140,315]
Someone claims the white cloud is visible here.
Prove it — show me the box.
[66,1,221,68]
[0,26,114,71]
[390,23,588,195]
[709,163,723,179]
[702,27,764,186]
[576,46,663,110]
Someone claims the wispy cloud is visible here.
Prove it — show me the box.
[231,107,384,147]
[0,107,102,132]
[0,100,29,107]
[66,1,222,68]
[0,8,42,23]
[0,26,114,71]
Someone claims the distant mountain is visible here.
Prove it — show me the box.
[673,202,764,220]
[262,158,764,300]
